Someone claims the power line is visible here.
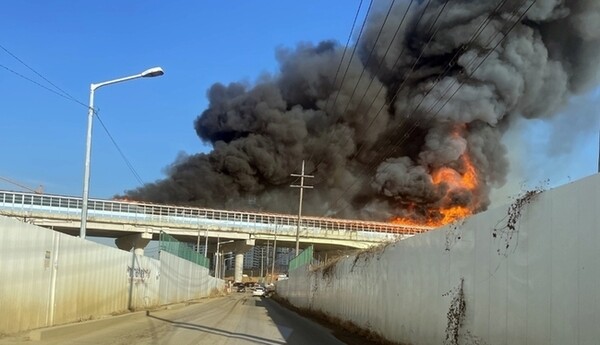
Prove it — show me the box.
[327,0,534,216]
[336,1,535,217]
[305,0,372,166]
[309,0,419,178]
[0,43,85,107]
[367,0,517,161]
[350,0,450,162]
[322,0,374,117]
[0,44,147,188]
[334,0,400,123]
[323,0,366,110]
[95,112,145,186]
[328,0,522,214]
[0,63,81,105]
[0,176,43,194]
[325,0,451,212]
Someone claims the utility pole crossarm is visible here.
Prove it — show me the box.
[290,160,313,257]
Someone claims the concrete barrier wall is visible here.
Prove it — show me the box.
[0,216,224,334]
[278,174,600,345]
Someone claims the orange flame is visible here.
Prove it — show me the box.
[392,142,479,227]
[113,197,131,202]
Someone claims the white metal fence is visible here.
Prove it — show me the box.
[0,216,224,334]
[277,174,600,345]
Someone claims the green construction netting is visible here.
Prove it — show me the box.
[288,245,314,271]
[159,231,210,268]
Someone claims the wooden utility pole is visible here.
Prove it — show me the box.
[290,160,313,256]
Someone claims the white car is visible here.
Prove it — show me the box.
[252,287,265,297]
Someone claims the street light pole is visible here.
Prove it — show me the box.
[215,239,234,279]
[270,223,277,284]
[196,227,201,253]
[204,230,209,258]
[80,67,164,239]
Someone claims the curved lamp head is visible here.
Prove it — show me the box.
[141,67,164,78]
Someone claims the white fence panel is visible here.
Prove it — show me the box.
[278,174,600,345]
[52,234,130,324]
[0,217,54,333]
[0,216,224,334]
[129,254,161,310]
[159,251,224,305]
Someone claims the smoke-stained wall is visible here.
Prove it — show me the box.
[277,173,600,345]
[125,0,600,222]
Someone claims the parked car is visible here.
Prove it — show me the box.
[252,286,265,297]
[233,282,245,292]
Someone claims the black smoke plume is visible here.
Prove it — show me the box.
[124,0,600,222]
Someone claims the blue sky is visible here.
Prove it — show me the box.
[0,1,368,198]
[0,1,598,205]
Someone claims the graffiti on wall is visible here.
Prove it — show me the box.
[127,266,152,282]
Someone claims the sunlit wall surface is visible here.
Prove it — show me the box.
[278,174,600,345]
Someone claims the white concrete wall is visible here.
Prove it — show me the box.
[278,174,600,345]
[0,216,224,334]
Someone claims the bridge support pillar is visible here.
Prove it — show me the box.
[234,253,244,283]
[115,233,153,256]
[220,239,255,283]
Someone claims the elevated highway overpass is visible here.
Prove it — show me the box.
[0,190,431,254]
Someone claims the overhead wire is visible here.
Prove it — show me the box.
[0,176,41,193]
[0,43,85,107]
[351,0,451,161]
[321,0,367,114]
[333,0,399,120]
[95,112,145,185]
[347,0,507,166]
[305,0,373,166]
[309,0,422,180]
[327,0,534,216]
[366,0,521,162]
[322,0,374,117]
[393,0,534,149]
[0,44,147,187]
[0,63,82,105]
[319,0,450,209]
[332,0,535,217]
[328,0,523,214]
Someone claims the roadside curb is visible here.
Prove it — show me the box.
[26,296,229,341]
[28,311,147,341]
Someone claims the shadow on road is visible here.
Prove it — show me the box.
[147,313,286,345]
[260,297,348,345]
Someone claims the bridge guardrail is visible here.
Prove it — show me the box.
[0,190,431,234]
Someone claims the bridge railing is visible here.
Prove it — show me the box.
[0,190,431,234]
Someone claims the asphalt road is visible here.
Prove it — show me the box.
[2,294,349,345]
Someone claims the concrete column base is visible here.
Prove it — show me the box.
[218,239,255,282]
[115,233,152,256]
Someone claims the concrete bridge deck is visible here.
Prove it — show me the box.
[0,190,432,251]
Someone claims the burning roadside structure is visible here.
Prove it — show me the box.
[124,0,600,226]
